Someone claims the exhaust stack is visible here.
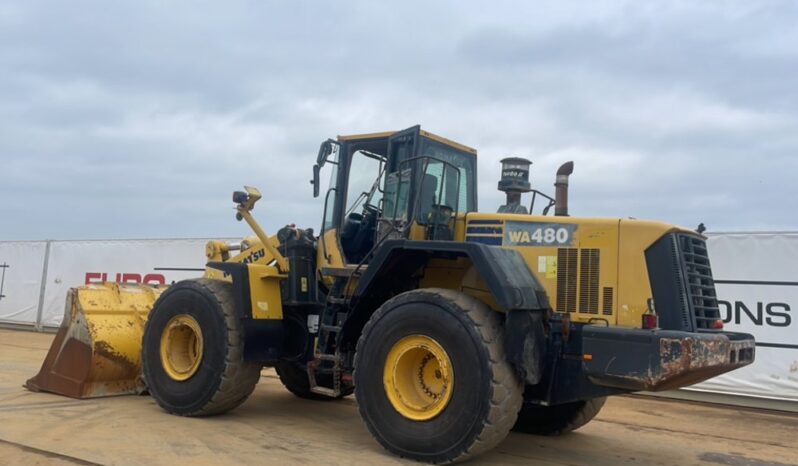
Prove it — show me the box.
[554,161,574,216]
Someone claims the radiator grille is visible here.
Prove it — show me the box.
[646,233,722,331]
[678,235,721,330]
[579,249,600,314]
[556,248,578,313]
[666,236,693,330]
[602,287,614,316]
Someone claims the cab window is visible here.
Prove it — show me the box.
[418,138,476,216]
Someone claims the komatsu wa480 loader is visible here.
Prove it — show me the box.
[28,126,755,463]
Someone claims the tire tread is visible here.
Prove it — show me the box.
[142,278,261,417]
[194,279,261,416]
[513,396,606,435]
[354,288,523,464]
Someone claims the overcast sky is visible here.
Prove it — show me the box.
[1,1,796,241]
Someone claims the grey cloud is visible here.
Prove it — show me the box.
[0,0,796,240]
[457,4,798,112]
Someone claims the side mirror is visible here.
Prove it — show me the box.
[312,164,321,198]
[317,139,337,167]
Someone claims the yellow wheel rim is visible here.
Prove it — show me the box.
[383,335,454,421]
[159,314,204,381]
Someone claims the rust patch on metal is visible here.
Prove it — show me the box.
[25,326,94,398]
[600,335,756,392]
[648,337,749,391]
[25,284,154,399]
[94,340,136,372]
[26,333,145,398]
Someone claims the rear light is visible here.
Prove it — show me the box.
[712,319,724,330]
[642,313,659,330]
[642,298,659,330]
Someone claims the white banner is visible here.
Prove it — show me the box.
[690,233,798,401]
[39,239,228,327]
[0,241,48,325]
[3,233,797,403]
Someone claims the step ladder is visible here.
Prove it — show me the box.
[307,296,348,397]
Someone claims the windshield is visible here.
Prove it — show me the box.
[344,150,384,216]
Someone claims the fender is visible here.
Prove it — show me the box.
[354,240,549,311]
[206,261,285,362]
[345,240,549,384]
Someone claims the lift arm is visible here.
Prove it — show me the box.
[234,186,289,273]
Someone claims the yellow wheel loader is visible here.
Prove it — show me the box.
[27,126,755,463]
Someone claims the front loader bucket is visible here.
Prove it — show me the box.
[26,283,165,398]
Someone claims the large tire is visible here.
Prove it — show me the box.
[512,396,606,435]
[354,288,522,464]
[274,361,353,400]
[142,279,261,416]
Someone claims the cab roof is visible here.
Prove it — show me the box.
[337,129,477,155]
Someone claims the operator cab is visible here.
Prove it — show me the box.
[313,125,477,268]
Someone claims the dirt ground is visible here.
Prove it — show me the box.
[1,329,796,466]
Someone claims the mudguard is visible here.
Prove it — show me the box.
[354,239,549,312]
[347,240,549,383]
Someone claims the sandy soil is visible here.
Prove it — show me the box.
[1,329,796,466]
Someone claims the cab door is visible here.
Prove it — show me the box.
[381,126,420,239]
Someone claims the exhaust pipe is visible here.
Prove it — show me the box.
[554,161,574,216]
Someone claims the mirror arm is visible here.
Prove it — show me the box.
[320,187,336,263]
[312,164,320,198]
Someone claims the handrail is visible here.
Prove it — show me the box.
[320,187,337,263]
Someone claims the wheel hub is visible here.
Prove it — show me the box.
[159,314,204,381]
[383,335,453,421]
